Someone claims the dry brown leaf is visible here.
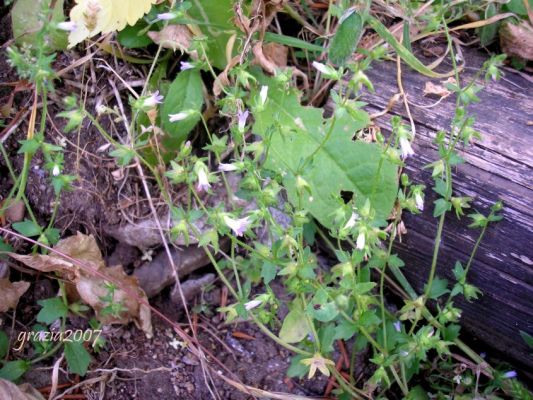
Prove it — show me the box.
[423,77,456,98]
[148,25,192,52]
[10,233,152,338]
[0,279,30,313]
[262,42,288,68]
[500,21,533,61]
[0,379,45,400]
[252,42,288,75]
[423,81,450,98]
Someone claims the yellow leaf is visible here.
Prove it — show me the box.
[68,0,157,47]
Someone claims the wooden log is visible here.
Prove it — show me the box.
[327,48,533,371]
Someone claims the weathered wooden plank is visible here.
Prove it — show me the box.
[327,48,533,370]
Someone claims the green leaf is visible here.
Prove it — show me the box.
[251,76,398,229]
[279,309,311,344]
[425,277,449,300]
[406,385,429,400]
[519,330,533,350]
[0,331,8,359]
[37,297,68,324]
[334,320,357,341]
[328,10,363,65]
[0,360,30,381]
[354,282,376,295]
[368,16,456,78]
[307,289,339,322]
[479,3,499,47]
[433,199,451,217]
[12,0,67,50]
[161,69,204,151]
[264,32,323,53]
[64,340,91,376]
[504,0,533,16]
[188,0,240,69]
[0,239,13,259]
[12,219,42,237]
[17,138,41,154]
[118,22,152,48]
[261,261,277,285]
[319,324,336,353]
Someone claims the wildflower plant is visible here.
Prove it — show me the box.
[1,0,531,399]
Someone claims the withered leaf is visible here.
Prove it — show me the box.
[148,25,191,52]
[10,233,152,338]
[0,279,30,313]
[0,379,45,400]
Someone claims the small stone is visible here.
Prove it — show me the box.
[182,354,199,366]
[184,382,195,393]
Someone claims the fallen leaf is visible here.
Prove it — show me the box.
[423,80,452,98]
[0,379,45,400]
[10,233,152,337]
[252,42,287,75]
[0,279,30,312]
[148,25,192,52]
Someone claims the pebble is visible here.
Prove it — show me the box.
[181,354,199,366]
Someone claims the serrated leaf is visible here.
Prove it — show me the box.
[334,320,357,341]
[433,199,451,217]
[64,340,91,376]
[307,289,338,322]
[161,69,204,151]
[424,277,449,300]
[12,220,41,237]
[279,309,311,344]
[68,0,157,47]
[251,76,398,229]
[37,297,68,324]
[0,360,30,382]
[261,262,277,285]
[328,10,363,65]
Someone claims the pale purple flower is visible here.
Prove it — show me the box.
[142,91,163,108]
[356,231,366,250]
[312,61,339,79]
[393,321,401,332]
[180,61,194,71]
[503,370,517,379]
[415,192,424,211]
[259,86,268,107]
[237,109,249,132]
[156,12,177,21]
[196,168,211,192]
[169,110,194,122]
[244,299,262,310]
[343,212,359,230]
[223,215,252,237]
[218,163,237,172]
[312,61,329,75]
[399,137,415,158]
[57,21,77,32]
[52,165,61,177]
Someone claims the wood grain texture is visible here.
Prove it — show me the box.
[327,49,533,370]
